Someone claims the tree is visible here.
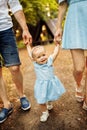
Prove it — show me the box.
[19,0,58,25]
[11,0,58,42]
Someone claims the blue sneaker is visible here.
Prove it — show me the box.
[0,105,13,123]
[20,97,31,111]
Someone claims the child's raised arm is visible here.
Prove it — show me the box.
[51,44,60,61]
[26,44,32,59]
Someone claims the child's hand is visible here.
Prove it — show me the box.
[51,43,60,62]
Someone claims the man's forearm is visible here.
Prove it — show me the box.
[14,10,28,31]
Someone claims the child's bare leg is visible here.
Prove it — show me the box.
[39,104,47,112]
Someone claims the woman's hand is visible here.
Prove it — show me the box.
[54,27,63,45]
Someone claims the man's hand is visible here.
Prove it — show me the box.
[22,29,32,45]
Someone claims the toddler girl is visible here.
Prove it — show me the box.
[27,44,65,122]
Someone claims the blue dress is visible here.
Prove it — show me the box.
[61,0,87,49]
[33,55,65,104]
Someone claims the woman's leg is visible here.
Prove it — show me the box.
[82,56,87,110]
[70,49,85,99]
[84,57,87,104]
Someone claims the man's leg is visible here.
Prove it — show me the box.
[0,68,11,108]
[9,66,24,97]
[9,65,31,110]
[0,68,13,123]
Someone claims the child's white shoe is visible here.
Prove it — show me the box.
[47,102,53,110]
[40,110,49,122]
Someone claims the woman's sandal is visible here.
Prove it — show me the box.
[83,101,87,111]
[75,87,84,102]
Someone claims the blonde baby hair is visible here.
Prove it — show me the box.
[31,45,45,58]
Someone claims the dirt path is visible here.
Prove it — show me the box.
[0,44,87,130]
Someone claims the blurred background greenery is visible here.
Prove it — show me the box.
[11,0,59,47]
[19,0,58,25]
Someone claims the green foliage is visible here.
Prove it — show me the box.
[19,0,58,25]
[17,40,26,49]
